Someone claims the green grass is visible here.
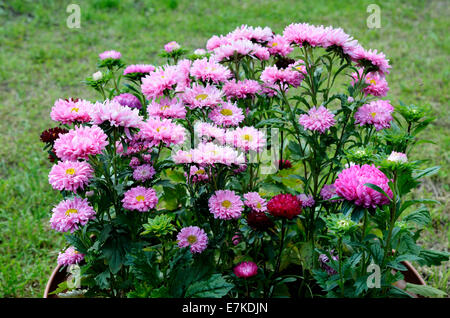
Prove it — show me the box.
[0,0,448,297]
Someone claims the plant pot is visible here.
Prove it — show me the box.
[43,261,427,298]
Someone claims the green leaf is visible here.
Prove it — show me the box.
[413,166,440,180]
[418,249,450,266]
[94,270,111,290]
[400,199,440,213]
[364,183,392,202]
[403,207,431,226]
[405,283,447,298]
[48,281,68,295]
[185,274,233,298]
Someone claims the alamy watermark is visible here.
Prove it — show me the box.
[66,4,81,29]
[367,4,381,29]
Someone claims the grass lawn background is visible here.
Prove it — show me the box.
[0,0,448,297]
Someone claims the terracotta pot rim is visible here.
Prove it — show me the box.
[43,264,63,298]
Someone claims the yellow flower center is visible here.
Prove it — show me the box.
[187,235,197,244]
[65,168,75,175]
[195,94,208,101]
[369,79,376,85]
[160,105,170,110]
[221,200,232,208]
[196,169,205,175]
[271,42,278,47]
[71,107,79,112]
[220,108,233,116]
[65,208,78,216]
[256,202,262,209]
[242,134,253,141]
[136,195,145,202]
[371,112,377,118]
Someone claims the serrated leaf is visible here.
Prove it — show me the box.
[403,207,431,226]
[405,283,447,298]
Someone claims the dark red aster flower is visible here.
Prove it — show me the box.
[40,127,69,144]
[278,159,292,170]
[267,193,302,219]
[247,211,274,231]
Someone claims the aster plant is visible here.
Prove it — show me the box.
[41,23,448,298]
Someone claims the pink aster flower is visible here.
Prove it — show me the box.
[208,190,244,220]
[182,83,224,109]
[50,98,92,124]
[129,157,141,168]
[243,192,267,212]
[50,197,96,233]
[234,261,258,278]
[206,35,230,51]
[141,65,179,99]
[298,106,336,134]
[351,69,389,97]
[297,194,315,207]
[123,64,155,76]
[122,186,158,212]
[260,63,305,89]
[164,41,180,53]
[223,79,261,100]
[48,160,93,192]
[177,226,208,254]
[283,23,328,47]
[113,93,142,109]
[209,101,245,127]
[99,50,121,60]
[321,27,359,56]
[172,150,193,164]
[194,122,226,143]
[137,117,186,147]
[57,246,84,266]
[132,164,156,182]
[147,97,186,119]
[268,34,294,56]
[225,126,266,152]
[334,164,393,209]
[228,25,273,43]
[174,59,192,91]
[90,100,143,128]
[320,184,338,200]
[351,47,391,75]
[190,58,232,84]
[213,39,269,62]
[190,142,245,166]
[387,151,408,163]
[54,125,108,161]
[187,166,209,183]
[354,100,394,131]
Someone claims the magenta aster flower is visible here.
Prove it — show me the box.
[208,190,244,220]
[113,93,142,109]
[298,106,336,134]
[213,39,269,62]
[225,126,266,153]
[190,58,232,84]
[122,186,158,212]
[182,83,224,109]
[243,192,267,212]
[137,117,186,147]
[267,194,302,219]
[351,69,389,97]
[195,122,226,143]
[209,101,245,127]
[99,50,121,60]
[260,62,305,89]
[90,100,143,128]
[334,164,393,209]
[187,166,209,183]
[174,59,192,91]
[50,197,96,233]
[283,23,328,47]
[354,100,394,131]
[234,261,258,278]
[297,194,315,207]
[147,97,186,119]
[50,98,92,125]
[223,79,261,100]
[132,164,156,182]
[54,125,108,161]
[321,27,359,56]
[141,65,179,99]
[48,160,93,192]
[164,41,180,53]
[189,142,245,166]
[177,226,208,254]
[57,246,84,266]
[123,64,155,76]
